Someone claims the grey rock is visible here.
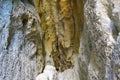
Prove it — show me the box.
[0,0,120,80]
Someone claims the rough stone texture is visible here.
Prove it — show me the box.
[36,65,78,80]
[0,0,43,80]
[34,0,83,72]
[80,0,120,80]
[0,0,120,80]
[36,65,57,80]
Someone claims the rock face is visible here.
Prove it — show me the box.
[0,0,43,80]
[82,0,120,80]
[36,65,57,80]
[36,65,77,80]
[0,0,120,80]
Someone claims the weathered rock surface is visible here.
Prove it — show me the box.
[0,0,120,80]
[36,65,78,80]
[36,65,57,80]
[0,0,43,80]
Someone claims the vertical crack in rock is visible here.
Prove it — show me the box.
[34,0,83,72]
[6,26,14,50]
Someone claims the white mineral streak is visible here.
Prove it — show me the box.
[36,65,57,80]
[36,65,78,80]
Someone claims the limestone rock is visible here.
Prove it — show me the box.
[0,0,120,80]
[36,65,57,80]
[58,69,77,80]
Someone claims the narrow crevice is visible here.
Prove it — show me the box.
[35,0,84,72]
[106,2,119,40]
[21,0,35,6]
[6,26,14,50]
[21,13,28,35]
